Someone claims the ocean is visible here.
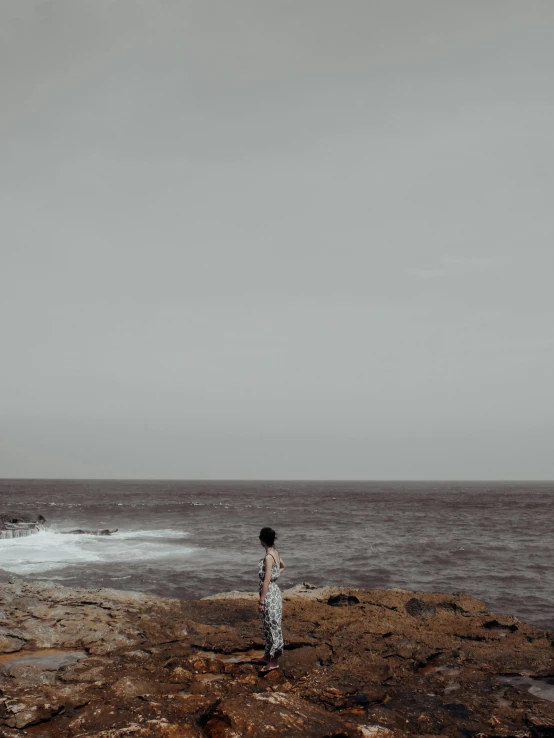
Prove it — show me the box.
[0,480,552,630]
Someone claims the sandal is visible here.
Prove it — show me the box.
[260,665,280,673]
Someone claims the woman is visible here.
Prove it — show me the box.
[253,526,285,672]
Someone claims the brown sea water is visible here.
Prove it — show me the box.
[0,480,552,629]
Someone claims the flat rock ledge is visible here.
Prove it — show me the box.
[1,578,554,737]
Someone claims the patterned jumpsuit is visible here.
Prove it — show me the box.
[258,553,284,658]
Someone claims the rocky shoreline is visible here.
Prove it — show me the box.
[1,574,554,737]
[0,514,45,540]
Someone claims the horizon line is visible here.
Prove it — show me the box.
[1,477,553,484]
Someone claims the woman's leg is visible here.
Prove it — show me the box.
[252,604,271,664]
[260,589,283,671]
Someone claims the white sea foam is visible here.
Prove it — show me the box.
[113,529,190,540]
[0,529,194,575]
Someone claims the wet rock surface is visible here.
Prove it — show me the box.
[0,579,553,737]
[63,529,118,536]
[0,513,45,539]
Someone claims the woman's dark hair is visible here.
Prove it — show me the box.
[259,527,277,546]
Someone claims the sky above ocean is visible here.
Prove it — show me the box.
[1,1,554,479]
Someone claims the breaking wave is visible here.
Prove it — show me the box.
[0,528,194,575]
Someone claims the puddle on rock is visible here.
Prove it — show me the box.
[0,649,87,670]
[497,676,554,703]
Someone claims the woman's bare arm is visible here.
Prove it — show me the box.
[258,556,273,610]
[279,557,285,570]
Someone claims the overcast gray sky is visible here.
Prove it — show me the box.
[1,0,553,480]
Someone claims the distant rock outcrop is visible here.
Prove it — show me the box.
[63,529,118,536]
[0,512,45,539]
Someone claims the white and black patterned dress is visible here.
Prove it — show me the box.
[258,554,284,658]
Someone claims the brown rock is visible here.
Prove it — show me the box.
[59,664,107,683]
[283,644,330,679]
[328,594,361,607]
[404,597,437,618]
[0,635,25,653]
[172,693,212,715]
[74,723,203,738]
[1,580,554,737]
[188,657,222,674]
[526,712,554,729]
[4,701,55,730]
[357,728,397,738]
[167,666,194,683]
[1,661,58,685]
[204,691,352,737]
[112,676,162,698]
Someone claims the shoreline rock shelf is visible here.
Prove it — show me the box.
[0,513,45,540]
[0,580,553,737]
[0,512,119,539]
